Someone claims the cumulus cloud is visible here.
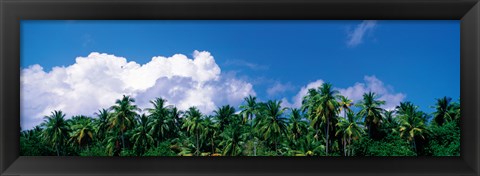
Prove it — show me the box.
[21,51,255,130]
[266,82,295,97]
[336,75,405,110]
[346,20,377,47]
[281,80,324,109]
[281,76,405,111]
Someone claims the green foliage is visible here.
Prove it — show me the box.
[20,93,461,157]
[352,134,416,156]
[143,141,177,156]
[426,120,460,156]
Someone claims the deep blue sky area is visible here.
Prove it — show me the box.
[21,20,460,114]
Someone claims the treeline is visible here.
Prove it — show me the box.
[20,83,460,156]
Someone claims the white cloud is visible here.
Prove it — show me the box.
[281,80,324,109]
[346,20,377,47]
[281,76,405,111]
[337,75,405,111]
[21,51,255,130]
[266,82,295,97]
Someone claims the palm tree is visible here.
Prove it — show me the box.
[40,110,70,156]
[335,111,364,156]
[240,95,258,126]
[94,109,110,141]
[288,108,308,146]
[357,92,385,138]
[338,95,354,118]
[109,95,139,150]
[432,96,455,126]
[169,106,183,137]
[131,114,155,155]
[396,102,428,154]
[182,107,204,156]
[202,116,219,155]
[382,110,400,135]
[219,125,247,156]
[146,98,172,146]
[69,116,95,150]
[213,105,237,131]
[294,131,325,156]
[313,83,340,155]
[256,100,288,153]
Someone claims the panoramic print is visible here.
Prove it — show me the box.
[20,20,460,156]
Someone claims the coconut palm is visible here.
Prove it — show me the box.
[131,114,155,155]
[432,96,456,126]
[396,102,428,154]
[382,110,400,135]
[69,116,95,149]
[182,107,204,156]
[338,95,354,118]
[109,95,139,150]
[313,83,340,155]
[294,132,325,156]
[288,108,308,146]
[40,110,70,156]
[169,106,183,136]
[94,109,110,141]
[219,125,247,156]
[357,92,385,138]
[213,105,237,131]
[256,100,288,153]
[146,98,172,146]
[335,111,364,156]
[239,95,258,126]
[202,116,219,155]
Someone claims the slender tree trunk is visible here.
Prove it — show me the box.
[211,135,214,154]
[326,117,329,156]
[56,144,60,156]
[196,129,200,156]
[412,138,417,154]
[343,138,346,156]
[121,130,126,150]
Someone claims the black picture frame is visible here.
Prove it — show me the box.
[1,0,479,175]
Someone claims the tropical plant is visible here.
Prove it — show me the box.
[335,111,364,156]
[40,110,70,156]
[146,97,172,146]
[131,114,155,155]
[255,100,289,153]
[69,115,95,149]
[182,107,205,156]
[312,83,340,155]
[396,102,428,154]
[109,95,139,151]
[357,92,385,138]
[432,96,456,126]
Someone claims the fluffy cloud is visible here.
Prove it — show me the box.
[281,80,324,108]
[337,75,405,111]
[21,51,255,130]
[347,20,377,47]
[266,82,295,97]
[282,76,405,111]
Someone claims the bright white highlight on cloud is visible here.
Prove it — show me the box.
[282,76,405,111]
[267,82,295,97]
[21,51,255,130]
[281,80,324,109]
[347,20,377,47]
[337,75,406,110]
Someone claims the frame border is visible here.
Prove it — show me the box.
[1,0,479,176]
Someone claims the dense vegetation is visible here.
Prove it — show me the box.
[20,83,460,156]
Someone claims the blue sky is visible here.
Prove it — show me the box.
[20,20,459,129]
